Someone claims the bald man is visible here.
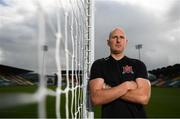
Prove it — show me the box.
[89,28,151,118]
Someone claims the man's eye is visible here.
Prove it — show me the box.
[120,36,125,39]
[112,36,124,39]
[112,36,118,39]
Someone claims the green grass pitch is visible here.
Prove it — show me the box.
[0,86,180,118]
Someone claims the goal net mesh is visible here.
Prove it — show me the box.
[0,0,94,118]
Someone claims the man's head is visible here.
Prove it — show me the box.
[107,27,128,55]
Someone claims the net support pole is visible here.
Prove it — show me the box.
[87,0,94,118]
[37,4,47,118]
[82,0,95,118]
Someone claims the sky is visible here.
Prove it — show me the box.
[95,0,180,70]
[0,0,180,74]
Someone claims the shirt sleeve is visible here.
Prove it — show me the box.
[90,60,104,80]
[135,60,148,79]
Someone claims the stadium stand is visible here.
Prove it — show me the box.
[0,64,82,87]
[0,64,34,86]
[148,64,180,87]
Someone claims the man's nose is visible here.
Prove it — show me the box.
[116,38,121,42]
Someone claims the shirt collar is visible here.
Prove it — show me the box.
[109,55,127,62]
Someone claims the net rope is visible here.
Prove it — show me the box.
[0,0,94,118]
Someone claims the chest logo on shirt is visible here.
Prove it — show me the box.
[122,65,134,74]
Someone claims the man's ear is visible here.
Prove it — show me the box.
[107,39,110,46]
[125,39,128,46]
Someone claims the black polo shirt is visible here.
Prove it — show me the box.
[90,55,148,118]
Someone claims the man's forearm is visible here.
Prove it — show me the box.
[121,87,149,105]
[120,78,151,105]
[91,82,128,105]
[90,79,137,106]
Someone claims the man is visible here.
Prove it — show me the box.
[89,27,151,118]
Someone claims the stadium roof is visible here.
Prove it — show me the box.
[0,64,33,75]
[149,64,180,76]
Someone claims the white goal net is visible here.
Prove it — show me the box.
[0,0,94,118]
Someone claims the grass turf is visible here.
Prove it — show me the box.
[145,87,180,118]
[0,86,180,118]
